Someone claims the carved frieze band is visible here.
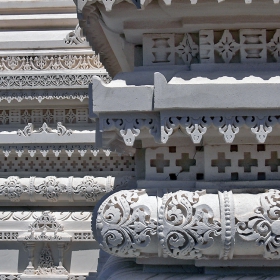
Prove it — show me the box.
[0,176,114,202]
[0,144,112,158]
[94,189,280,260]
[0,53,102,72]
[0,74,110,89]
[143,29,280,66]
[100,115,278,145]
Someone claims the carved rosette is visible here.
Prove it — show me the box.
[158,190,221,259]
[34,176,66,202]
[73,176,113,202]
[95,190,157,257]
[0,176,28,202]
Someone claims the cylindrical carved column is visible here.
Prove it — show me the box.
[93,189,280,260]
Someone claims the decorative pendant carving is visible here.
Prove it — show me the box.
[246,116,276,143]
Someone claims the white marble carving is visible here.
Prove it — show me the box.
[0,176,114,203]
[96,190,157,257]
[65,25,86,45]
[0,54,102,72]
[175,34,198,64]
[214,30,240,63]
[94,189,280,260]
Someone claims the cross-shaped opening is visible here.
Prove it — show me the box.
[211,152,231,173]
[150,153,170,173]
[265,151,280,172]
[238,152,258,172]
[176,153,196,172]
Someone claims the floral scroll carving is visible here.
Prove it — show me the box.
[237,189,280,259]
[95,189,280,260]
[0,176,28,202]
[34,177,66,202]
[73,176,111,202]
[158,190,221,259]
[96,190,157,257]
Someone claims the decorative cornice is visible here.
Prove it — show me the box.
[94,189,280,260]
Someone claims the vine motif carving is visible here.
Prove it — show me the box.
[237,189,280,259]
[34,177,66,202]
[0,176,28,202]
[158,190,221,259]
[96,190,157,257]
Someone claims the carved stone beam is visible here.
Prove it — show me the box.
[0,176,114,203]
[93,189,280,261]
